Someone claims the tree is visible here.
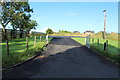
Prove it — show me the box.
[25,19,38,50]
[46,28,53,34]
[91,31,94,33]
[26,20,38,33]
[0,2,15,56]
[0,2,33,56]
[10,2,33,38]
[0,2,14,56]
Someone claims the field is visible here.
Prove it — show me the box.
[72,37,120,63]
[90,32,119,41]
[51,33,82,36]
[51,32,119,41]
[1,36,52,68]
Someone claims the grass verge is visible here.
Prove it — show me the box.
[72,37,120,64]
[1,36,52,68]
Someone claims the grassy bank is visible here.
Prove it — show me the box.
[1,36,52,68]
[72,37,120,63]
[90,32,119,41]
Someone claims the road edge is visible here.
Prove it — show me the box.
[72,38,120,67]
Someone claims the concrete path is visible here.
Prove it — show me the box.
[3,37,119,78]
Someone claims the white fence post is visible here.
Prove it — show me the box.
[85,35,90,48]
[85,37,86,45]
[46,34,48,44]
[34,36,36,46]
[40,36,42,42]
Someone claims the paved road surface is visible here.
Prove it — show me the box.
[3,37,119,78]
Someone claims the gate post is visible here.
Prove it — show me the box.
[46,34,48,44]
[85,35,90,48]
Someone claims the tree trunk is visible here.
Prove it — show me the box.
[3,28,9,56]
[6,39,9,56]
[1,20,11,56]
[26,31,29,50]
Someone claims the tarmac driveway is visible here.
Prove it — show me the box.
[2,37,119,78]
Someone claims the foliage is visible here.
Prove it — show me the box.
[58,30,71,33]
[0,2,33,29]
[0,1,34,55]
[26,20,38,32]
[46,28,54,34]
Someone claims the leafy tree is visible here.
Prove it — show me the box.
[0,2,10,55]
[0,2,33,56]
[91,31,95,33]
[0,2,14,56]
[10,2,33,38]
[26,20,38,33]
[46,28,53,34]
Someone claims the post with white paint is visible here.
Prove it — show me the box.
[34,36,36,46]
[85,37,86,45]
[46,34,48,44]
[85,35,90,48]
[40,36,42,42]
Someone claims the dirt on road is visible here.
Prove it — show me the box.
[2,37,119,78]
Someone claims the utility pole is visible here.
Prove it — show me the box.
[103,9,106,39]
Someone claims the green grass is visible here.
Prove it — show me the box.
[90,38,119,54]
[72,37,120,63]
[1,36,52,68]
[72,38,85,45]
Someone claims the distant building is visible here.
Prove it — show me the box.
[84,30,94,33]
[73,31,80,33]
